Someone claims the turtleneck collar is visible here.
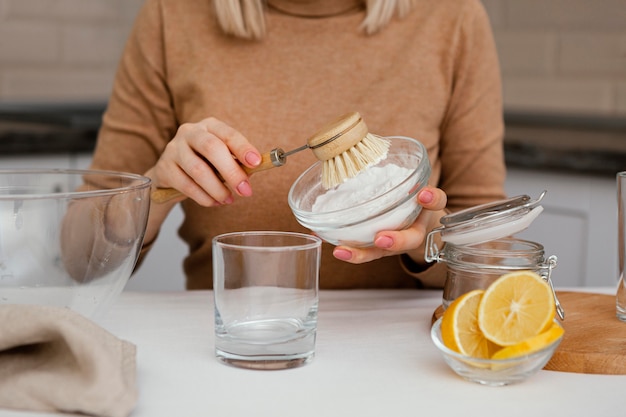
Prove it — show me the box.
[266,0,363,18]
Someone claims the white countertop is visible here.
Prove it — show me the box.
[2,288,624,417]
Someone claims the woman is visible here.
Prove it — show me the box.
[88,0,506,289]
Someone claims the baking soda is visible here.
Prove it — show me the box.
[312,163,413,212]
[311,163,419,246]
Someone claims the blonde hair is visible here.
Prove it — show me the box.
[212,0,417,40]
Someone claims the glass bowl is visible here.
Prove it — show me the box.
[288,136,431,247]
[0,169,151,319]
[430,317,563,386]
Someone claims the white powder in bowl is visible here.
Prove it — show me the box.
[310,163,420,246]
[312,164,412,212]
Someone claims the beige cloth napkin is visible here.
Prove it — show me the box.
[0,304,138,417]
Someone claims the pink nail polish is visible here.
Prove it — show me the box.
[375,235,394,249]
[419,190,434,204]
[236,181,252,197]
[333,248,352,261]
[245,152,261,166]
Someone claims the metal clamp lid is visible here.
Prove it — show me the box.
[434,190,546,246]
[543,255,566,320]
[425,191,547,264]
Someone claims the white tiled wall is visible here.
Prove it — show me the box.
[0,0,143,101]
[0,0,625,115]
[482,0,626,115]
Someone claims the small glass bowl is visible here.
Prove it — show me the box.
[430,317,563,386]
[288,136,431,247]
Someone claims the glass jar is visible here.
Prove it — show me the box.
[425,191,564,319]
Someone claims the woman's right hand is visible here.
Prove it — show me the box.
[148,117,262,207]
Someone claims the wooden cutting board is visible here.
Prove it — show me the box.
[544,291,626,374]
[432,291,626,375]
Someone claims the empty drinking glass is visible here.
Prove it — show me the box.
[616,172,626,322]
[213,231,322,369]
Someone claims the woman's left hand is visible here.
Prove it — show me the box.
[332,186,447,264]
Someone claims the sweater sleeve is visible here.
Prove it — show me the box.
[91,0,177,176]
[89,0,179,266]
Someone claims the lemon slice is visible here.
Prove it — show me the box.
[478,271,556,346]
[441,289,502,359]
[491,322,564,360]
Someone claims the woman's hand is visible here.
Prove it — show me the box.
[149,117,262,207]
[332,186,447,265]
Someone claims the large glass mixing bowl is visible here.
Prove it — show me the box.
[0,169,151,319]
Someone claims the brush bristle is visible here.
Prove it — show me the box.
[321,133,391,189]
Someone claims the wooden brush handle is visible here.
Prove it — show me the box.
[150,187,186,204]
[151,152,278,204]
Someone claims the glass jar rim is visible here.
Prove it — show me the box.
[441,237,546,269]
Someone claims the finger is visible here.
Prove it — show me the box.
[156,126,235,205]
[172,164,231,207]
[333,207,446,264]
[331,187,448,265]
[155,156,228,207]
[170,122,247,200]
[373,207,445,251]
[332,245,387,264]
[369,187,446,252]
[198,117,262,169]
[333,227,426,264]
[190,119,259,196]
[417,186,447,211]
[199,145,253,198]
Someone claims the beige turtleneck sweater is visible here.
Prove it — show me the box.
[90,0,506,289]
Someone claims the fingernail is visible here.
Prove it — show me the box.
[419,189,434,204]
[222,195,234,205]
[245,151,261,167]
[375,235,394,249]
[333,248,352,261]
[236,180,252,197]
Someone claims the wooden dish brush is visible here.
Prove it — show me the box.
[151,111,390,203]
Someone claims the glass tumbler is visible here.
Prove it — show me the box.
[213,231,322,370]
[616,172,626,321]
